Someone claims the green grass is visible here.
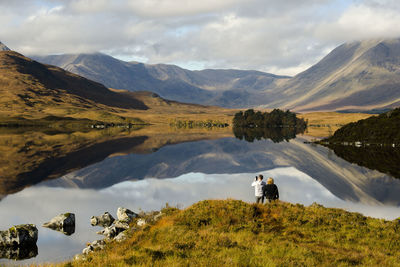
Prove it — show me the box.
[58,200,400,267]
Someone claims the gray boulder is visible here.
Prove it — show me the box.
[114,220,130,230]
[43,213,75,235]
[117,207,138,223]
[96,225,124,239]
[90,212,115,227]
[82,239,106,255]
[0,224,38,247]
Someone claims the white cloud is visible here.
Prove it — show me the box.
[1,0,400,75]
[315,3,400,41]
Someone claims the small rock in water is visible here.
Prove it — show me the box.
[90,212,115,227]
[117,207,138,223]
[43,213,75,235]
[0,224,38,247]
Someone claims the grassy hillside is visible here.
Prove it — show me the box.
[58,199,400,266]
[0,50,148,124]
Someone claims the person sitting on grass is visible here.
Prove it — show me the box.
[251,174,266,204]
[264,177,279,203]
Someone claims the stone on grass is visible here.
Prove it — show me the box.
[82,239,106,255]
[114,220,130,230]
[117,207,138,223]
[153,212,163,221]
[137,219,146,227]
[96,226,124,239]
[90,212,115,227]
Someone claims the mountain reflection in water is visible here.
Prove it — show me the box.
[42,136,400,206]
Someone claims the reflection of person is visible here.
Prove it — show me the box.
[264,177,279,203]
[251,174,266,204]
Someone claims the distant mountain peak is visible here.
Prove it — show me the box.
[0,41,11,51]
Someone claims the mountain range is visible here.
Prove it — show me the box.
[32,53,289,107]
[32,38,400,112]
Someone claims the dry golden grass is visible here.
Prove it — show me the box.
[299,112,375,138]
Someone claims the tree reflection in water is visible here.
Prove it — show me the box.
[233,126,306,143]
[325,145,400,179]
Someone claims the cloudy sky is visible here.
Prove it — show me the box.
[1,0,400,75]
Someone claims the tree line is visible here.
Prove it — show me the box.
[233,109,307,129]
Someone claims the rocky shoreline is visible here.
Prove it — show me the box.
[77,207,163,260]
[0,207,163,262]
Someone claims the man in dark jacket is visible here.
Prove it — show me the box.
[263,177,279,203]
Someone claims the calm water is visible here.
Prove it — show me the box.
[1,131,400,265]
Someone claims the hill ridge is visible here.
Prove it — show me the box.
[0,41,10,51]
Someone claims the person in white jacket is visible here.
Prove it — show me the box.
[251,174,266,204]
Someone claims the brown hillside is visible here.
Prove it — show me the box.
[0,51,147,120]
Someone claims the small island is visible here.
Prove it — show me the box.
[233,109,307,142]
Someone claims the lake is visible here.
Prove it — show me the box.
[1,127,400,265]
